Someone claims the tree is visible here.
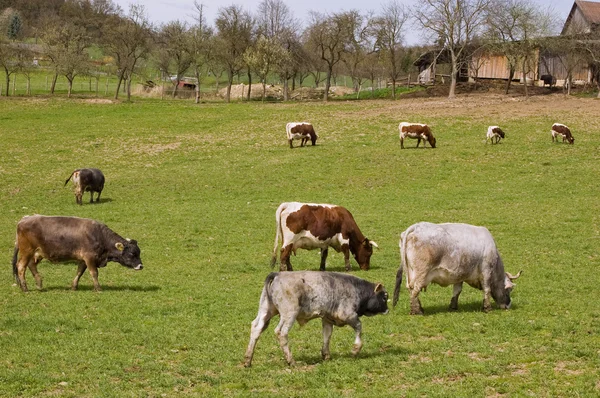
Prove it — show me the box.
[0,38,18,95]
[215,5,253,102]
[414,0,490,98]
[244,35,289,101]
[156,20,193,98]
[372,1,408,99]
[305,11,355,101]
[6,10,22,40]
[189,1,213,103]
[103,4,152,100]
[341,11,371,95]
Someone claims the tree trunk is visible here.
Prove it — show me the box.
[67,78,73,98]
[567,73,572,96]
[291,74,296,91]
[522,59,528,98]
[448,61,458,99]
[127,77,132,101]
[194,67,200,104]
[247,70,252,101]
[262,81,266,102]
[50,73,58,94]
[4,68,9,96]
[324,68,332,102]
[172,80,179,98]
[226,70,233,103]
[115,71,125,100]
[391,79,396,100]
[505,68,514,95]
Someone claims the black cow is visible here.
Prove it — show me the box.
[12,215,143,292]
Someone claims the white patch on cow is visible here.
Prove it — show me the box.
[286,122,313,140]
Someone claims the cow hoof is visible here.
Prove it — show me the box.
[482,306,492,313]
[322,353,331,361]
[287,360,296,367]
[243,360,252,368]
[410,309,424,315]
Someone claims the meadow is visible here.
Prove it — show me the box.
[0,93,599,397]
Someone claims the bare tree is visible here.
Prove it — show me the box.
[189,1,213,103]
[215,5,253,102]
[341,11,371,95]
[0,38,18,95]
[414,0,490,98]
[156,20,193,98]
[244,35,289,101]
[372,1,408,99]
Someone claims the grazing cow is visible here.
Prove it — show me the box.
[393,222,521,314]
[486,126,506,144]
[12,215,143,292]
[551,123,575,144]
[270,202,378,272]
[286,122,317,148]
[399,122,436,149]
[64,168,105,205]
[244,271,389,367]
[540,74,556,87]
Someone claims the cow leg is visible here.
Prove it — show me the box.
[244,302,275,367]
[409,283,424,315]
[400,137,404,149]
[321,319,334,360]
[274,315,297,366]
[84,259,101,292]
[342,244,351,271]
[96,190,102,203]
[289,139,294,149]
[449,282,463,311]
[16,256,31,292]
[300,138,306,147]
[348,318,363,356]
[280,245,293,272]
[482,276,493,312]
[71,262,87,290]
[416,138,421,148]
[76,192,83,205]
[27,260,43,290]
[320,248,328,271]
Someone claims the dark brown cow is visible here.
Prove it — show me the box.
[399,122,436,149]
[64,168,105,205]
[270,202,378,272]
[12,215,143,292]
[286,122,317,148]
[551,123,574,144]
[486,126,506,144]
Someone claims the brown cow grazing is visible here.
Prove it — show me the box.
[286,122,317,148]
[244,271,389,367]
[399,122,436,149]
[551,123,574,144]
[65,168,105,205]
[12,215,143,292]
[486,126,506,144]
[271,202,378,272]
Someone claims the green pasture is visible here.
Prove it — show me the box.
[0,96,598,397]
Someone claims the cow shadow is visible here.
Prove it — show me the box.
[43,284,160,292]
[312,265,383,272]
[417,301,488,315]
[294,346,405,365]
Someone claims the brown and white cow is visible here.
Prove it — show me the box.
[64,168,105,205]
[286,122,317,148]
[393,222,521,314]
[244,271,389,367]
[486,126,506,144]
[270,202,378,272]
[399,122,436,149]
[12,215,143,292]
[551,123,574,144]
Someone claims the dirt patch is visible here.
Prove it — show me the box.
[130,142,182,156]
[554,361,585,376]
[82,98,113,104]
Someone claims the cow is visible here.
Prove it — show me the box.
[244,271,389,367]
[12,215,143,292]
[399,122,436,149]
[270,202,378,272]
[551,123,575,144]
[540,74,556,87]
[64,168,105,205]
[486,126,506,144]
[392,222,521,314]
[286,122,317,148]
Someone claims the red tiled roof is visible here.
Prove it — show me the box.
[576,0,600,25]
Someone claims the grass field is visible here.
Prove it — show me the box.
[0,94,599,397]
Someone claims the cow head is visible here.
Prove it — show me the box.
[364,283,389,316]
[567,136,575,144]
[115,239,144,270]
[429,136,437,148]
[355,238,378,270]
[493,270,522,309]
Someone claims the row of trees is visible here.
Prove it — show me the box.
[0,0,599,101]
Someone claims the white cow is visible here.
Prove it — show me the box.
[285,122,317,148]
[486,126,506,144]
[393,222,521,314]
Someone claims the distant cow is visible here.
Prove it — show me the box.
[393,222,521,314]
[12,215,143,292]
[271,202,378,272]
[399,122,436,149]
[486,126,506,144]
[244,271,389,367]
[286,122,317,148]
[540,74,556,87]
[551,123,574,144]
[65,168,105,205]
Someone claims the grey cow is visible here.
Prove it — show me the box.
[244,271,389,367]
[393,222,521,314]
[65,168,105,205]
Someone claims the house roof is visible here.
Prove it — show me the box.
[562,0,600,34]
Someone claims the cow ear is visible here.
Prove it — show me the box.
[115,242,124,251]
[374,283,384,293]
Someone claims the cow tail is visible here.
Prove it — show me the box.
[11,243,19,284]
[393,228,410,307]
[64,170,75,186]
[270,204,284,268]
[263,272,277,303]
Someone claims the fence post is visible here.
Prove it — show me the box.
[12,76,16,95]
[407,74,410,88]
[105,78,109,95]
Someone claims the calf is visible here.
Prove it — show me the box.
[393,222,521,314]
[551,123,574,144]
[486,126,506,144]
[12,215,143,292]
[244,271,389,367]
[64,168,105,205]
[286,122,317,148]
[271,202,378,272]
[399,122,436,149]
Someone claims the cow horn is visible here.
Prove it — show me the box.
[115,242,124,251]
[506,270,522,280]
[374,283,383,293]
[370,241,379,249]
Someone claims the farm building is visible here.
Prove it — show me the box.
[416,0,600,87]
